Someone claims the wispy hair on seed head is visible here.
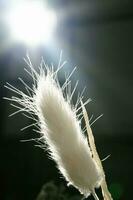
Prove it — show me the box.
[4,52,106,199]
[4,53,91,135]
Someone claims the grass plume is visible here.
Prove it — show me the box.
[4,54,113,199]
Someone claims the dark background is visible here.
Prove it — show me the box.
[0,0,133,199]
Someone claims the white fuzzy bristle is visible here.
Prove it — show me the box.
[5,55,104,198]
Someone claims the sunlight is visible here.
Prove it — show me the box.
[7,1,57,46]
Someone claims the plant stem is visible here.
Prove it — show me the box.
[92,189,99,200]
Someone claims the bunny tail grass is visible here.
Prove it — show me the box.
[5,55,104,198]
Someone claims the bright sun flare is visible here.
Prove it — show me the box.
[8,1,57,46]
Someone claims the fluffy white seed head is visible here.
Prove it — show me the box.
[5,56,104,198]
[35,73,103,197]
